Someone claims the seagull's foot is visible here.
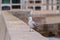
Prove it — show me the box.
[29,29,34,32]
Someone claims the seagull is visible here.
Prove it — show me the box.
[28,17,37,32]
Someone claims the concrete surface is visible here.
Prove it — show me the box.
[1,11,48,40]
[0,13,6,40]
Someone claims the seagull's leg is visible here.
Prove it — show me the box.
[29,27,34,32]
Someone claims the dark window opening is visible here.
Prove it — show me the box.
[46,6,49,10]
[35,6,41,10]
[2,6,10,10]
[57,6,59,10]
[12,0,20,3]
[58,23,60,30]
[29,1,34,3]
[35,1,41,3]
[58,32,60,36]
[49,31,55,37]
[46,0,49,4]
[2,0,10,4]
[12,5,21,9]
[52,6,53,10]
[57,0,60,4]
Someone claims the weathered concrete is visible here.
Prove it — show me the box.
[0,12,10,40]
[0,13,6,40]
[1,11,48,40]
[45,16,60,24]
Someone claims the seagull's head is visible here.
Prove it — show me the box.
[28,17,33,21]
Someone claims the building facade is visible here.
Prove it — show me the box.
[0,0,60,11]
[0,0,27,10]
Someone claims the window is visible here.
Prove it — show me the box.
[12,0,20,3]
[28,7,33,9]
[35,6,41,10]
[46,0,49,4]
[58,23,60,30]
[35,1,41,3]
[2,6,10,10]
[51,0,53,4]
[57,6,60,10]
[52,6,53,10]
[57,0,60,4]
[29,1,34,3]
[12,5,21,9]
[58,31,60,36]
[2,0,10,4]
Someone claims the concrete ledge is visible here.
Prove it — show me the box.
[2,11,48,40]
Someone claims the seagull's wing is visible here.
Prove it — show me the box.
[32,21,37,27]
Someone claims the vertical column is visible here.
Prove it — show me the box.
[41,0,44,10]
[53,0,57,10]
[53,0,57,4]
[49,6,52,10]
[43,0,46,4]
[42,0,44,4]
[53,5,57,10]
[0,0,2,11]
[49,0,51,4]
[10,0,12,10]
[21,0,28,9]
[26,0,29,9]
[41,6,43,10]
[34,0,35,10]
[43,6,46,10]
[42,0,47,10]
[21,0,22,9]
[10,0,12,4]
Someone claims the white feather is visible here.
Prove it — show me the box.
[28,17,37,28]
